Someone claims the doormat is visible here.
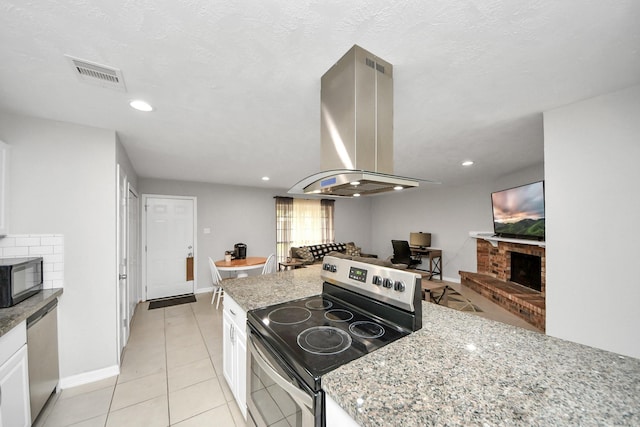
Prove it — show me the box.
[148,294,196,310]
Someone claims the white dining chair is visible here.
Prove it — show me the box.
[261,253,277,275]
[209,257,224,309]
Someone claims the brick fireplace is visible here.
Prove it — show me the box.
[459,238,546,331]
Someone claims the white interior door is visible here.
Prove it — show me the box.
[116,165,129,360]
[145,196,195,300]
[127,187,139,320]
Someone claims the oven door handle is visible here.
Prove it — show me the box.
[249,336,314,410]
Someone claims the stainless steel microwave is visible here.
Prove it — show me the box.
[0,257,43,308]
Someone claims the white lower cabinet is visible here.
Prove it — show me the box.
[222,295,247,419]
[0,322,31,427]
[326,393,359,427]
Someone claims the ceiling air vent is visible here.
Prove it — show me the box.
[65,55,127,91]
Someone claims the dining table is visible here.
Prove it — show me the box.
[215,256,267,278]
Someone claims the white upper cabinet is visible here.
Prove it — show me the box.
[0,141,9,236]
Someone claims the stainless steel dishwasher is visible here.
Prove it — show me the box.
[27,298,59,423]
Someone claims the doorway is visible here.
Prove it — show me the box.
[142,195,197,300]
[116,165,136,361]
[128,187,140,320]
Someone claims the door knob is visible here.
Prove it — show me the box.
[119,274,127,280]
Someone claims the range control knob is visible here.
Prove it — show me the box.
[322,263,330,271]
[330,264,337,273]
[383,278,394,288]
[372,276,383,286]
[394,281,406,292]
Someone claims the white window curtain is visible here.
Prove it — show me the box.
[275,197,335,263]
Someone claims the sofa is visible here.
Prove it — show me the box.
[289,242,376,264]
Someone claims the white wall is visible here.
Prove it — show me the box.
[0,111,119,379]
[138,179,276,287]
[116,137,138,190]
[137,178,375,291]
[544,84,640,359]
[369,163,544,281]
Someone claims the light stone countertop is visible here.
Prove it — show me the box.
[223,268,640,426]
[221,264,323,311]
[323,303,640,426]
[0,288,63,337]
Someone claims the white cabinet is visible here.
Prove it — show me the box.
[0,141,9,236]
[222,294,247,419]
[326,393,360,427]
[0,322,31,427]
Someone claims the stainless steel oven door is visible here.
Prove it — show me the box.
[247,331,321,427]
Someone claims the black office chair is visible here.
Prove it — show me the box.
[391,240,421,268]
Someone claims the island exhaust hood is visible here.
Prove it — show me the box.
[288,45,421,198]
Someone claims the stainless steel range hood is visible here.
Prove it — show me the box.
[288,45,421,198]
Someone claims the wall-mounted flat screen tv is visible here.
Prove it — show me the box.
[491,181,545,241]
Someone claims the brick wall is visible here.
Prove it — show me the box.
[476,240,545,295]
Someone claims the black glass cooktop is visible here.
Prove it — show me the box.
[248,293,409,390]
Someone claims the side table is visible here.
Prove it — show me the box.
[278,260,306,271]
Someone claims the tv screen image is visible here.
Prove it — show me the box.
[491,181,545,240]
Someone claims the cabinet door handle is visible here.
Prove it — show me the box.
[230,309,236,316]
[230,324,234,343]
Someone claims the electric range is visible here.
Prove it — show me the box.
[247,255,422,427]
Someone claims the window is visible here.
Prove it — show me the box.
[275,197,334,263]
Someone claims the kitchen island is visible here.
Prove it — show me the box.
[223,269,640,426]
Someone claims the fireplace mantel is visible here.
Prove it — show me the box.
[470,231,546,248]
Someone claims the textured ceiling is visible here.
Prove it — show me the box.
[1,1,639,191]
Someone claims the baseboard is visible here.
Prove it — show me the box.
[195,286,214,295]
[58,364,120,390]
[443,275,460,283]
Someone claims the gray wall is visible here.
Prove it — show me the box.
[0,111,119,380]
[544,84,640,359]
[334,197,373,253]
[137,178,374,292]
[369,163,544,281]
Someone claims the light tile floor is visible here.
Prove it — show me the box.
[34,283,540,427]
[34,294,245,427]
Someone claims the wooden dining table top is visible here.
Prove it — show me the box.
[214,257,267,268]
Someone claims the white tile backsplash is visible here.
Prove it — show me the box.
[0,234,64,289]
[3,246,29,256]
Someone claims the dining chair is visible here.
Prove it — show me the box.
[261,253,277,275]
[209,257,224,309]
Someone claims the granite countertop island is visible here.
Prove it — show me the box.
[0,288,63,337]
[223,268,640,426]
[323,304,640,426]
[222,265,323,311]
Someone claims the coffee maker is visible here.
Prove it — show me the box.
[233,243,247,259]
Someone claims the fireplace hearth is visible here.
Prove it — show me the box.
[459,239,546,331]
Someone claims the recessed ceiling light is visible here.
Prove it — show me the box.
[353,193,361,197]
[312,190,321,194]
[261,176,270,181]
[129,99,153,112]
[462,160,474,166]
[393,186,403,191]
[351,181,360,186]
